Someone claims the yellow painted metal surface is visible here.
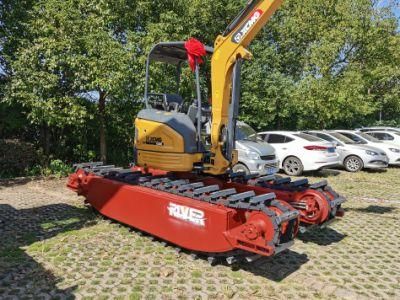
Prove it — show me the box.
[135,118,185,153]
[136,150,203,172]
[135,118,202,171]
[205,0,283,175]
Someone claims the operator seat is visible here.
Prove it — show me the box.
[187,101,211,125]
[165,94,183,112]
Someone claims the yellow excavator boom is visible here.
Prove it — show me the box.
[206,0,284,175]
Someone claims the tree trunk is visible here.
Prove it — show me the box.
[40,125,51,156]
[98,91,107,163]
[275,99,281,129]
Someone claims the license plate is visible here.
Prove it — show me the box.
[327,147,335,153]
[265,167,278,175]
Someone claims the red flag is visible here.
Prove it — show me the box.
[184,38,206,72]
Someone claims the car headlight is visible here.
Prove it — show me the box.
[245,151,260,160]
[389,148,400,153]
[365,150,378,156]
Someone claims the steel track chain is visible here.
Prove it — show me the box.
[240,172,346,223]
[74,163,300,263]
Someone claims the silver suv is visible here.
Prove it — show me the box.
[233,122,279,175]
[305,130,389,172]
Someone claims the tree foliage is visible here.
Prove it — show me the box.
[240,0,400,129]
[0,0,399,171]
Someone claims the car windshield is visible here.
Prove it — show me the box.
[293,133,323,142]
[359,132,382,143]
[328,132,356,144]
[340,132,367,144]
[236,123,257,142]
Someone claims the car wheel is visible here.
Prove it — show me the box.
[283,156,304,176]
[232,163,250,175]
[344,155,363,172]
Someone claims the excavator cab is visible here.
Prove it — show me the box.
[134,42,214,172]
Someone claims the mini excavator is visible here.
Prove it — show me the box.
[68,0,345,263]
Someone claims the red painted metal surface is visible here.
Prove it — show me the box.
[228,183,336,225]
[67,169,297,256]
[167,173,344,227]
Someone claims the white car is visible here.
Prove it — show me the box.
[365,131,400,147]
[305,130,389,172]
[357,126,400,133]
[257,131,340,176]
[335,130,400,166]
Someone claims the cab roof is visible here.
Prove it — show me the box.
[148,42,214,65]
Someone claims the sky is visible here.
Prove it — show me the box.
[379,0,400,18]
[394,7,400,18]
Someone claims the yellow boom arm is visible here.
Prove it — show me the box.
[205,0,283,175]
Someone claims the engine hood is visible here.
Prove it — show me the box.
[347,143,385,153]
[345,144,383,152]
[368,142,400,152]
[235,140,275,156]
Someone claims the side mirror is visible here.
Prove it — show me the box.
[334,141,343,147]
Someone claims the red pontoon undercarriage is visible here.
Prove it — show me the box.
[67,163,345,262]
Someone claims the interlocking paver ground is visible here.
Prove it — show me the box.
[1,168,399,299]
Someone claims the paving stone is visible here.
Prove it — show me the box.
[0,169,400,299]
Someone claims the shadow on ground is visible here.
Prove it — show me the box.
[298,226,346,246]
[307,168,388,178]
[173,247,309,282]
[0,203,95,298]
[233,250,309,282]
[280,169,343,178]
[0,177,54,190]
[101,212,309,283]
[345,205,397,215]
[309,169,343,178]
[364,168,388,174]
